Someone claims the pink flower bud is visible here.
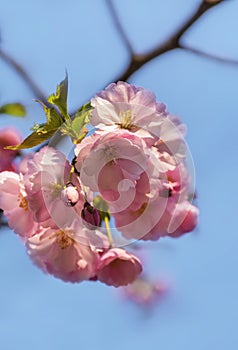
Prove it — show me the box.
[81,202,100,229]
[61,183,79,207]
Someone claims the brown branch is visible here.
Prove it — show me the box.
[179,44,238,65]
[0,48,47,102]
[105,0,134,55]
[109,0,226,82]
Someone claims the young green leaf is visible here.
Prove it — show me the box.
[0,103,26,117]
[48,74,69,118]
[6,130,57,150]
[6,106,63,150]
[72,102,91,134]
[60,102,92,143]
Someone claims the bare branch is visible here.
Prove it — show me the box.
[0,48,47,102]
[110,0,226,82]
[105,0,134,55]
[179,44,238,65]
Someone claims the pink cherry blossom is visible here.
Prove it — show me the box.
[26,224,100,283]
[25,146,84,229]
[0,128,21,171]
[0,171,38,239]
[112,160,196,241]
[77,130,150,210]
[167,201,199,238]
[96,248,142,287]
[90,81,166,141]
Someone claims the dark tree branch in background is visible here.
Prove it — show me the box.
[179,44,238,65]
[0,48,47,102]
[105,0,230,82]
[0,0,235,105]
[106,0,134,55]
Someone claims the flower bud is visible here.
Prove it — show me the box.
[81,202,100,229]
[61,183,79,207]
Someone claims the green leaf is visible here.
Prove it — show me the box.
[48,74,68,118]
[72,102,91,133]
[0,103,26,117]
[60,102,91,143]
[7,105,63,150]
[6,130,57,150]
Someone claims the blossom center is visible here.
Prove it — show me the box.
[50,230,74,250]
[118,110,135,130]
[49,182,64,199]
[18,194,29,211]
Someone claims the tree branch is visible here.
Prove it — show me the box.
[179,44,238,65]
[105,0,134,55]
[109,0,226,82]
[0,48,47,102]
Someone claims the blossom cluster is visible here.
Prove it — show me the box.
[0,81,199,287]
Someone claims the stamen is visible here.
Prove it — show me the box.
[49,230,74,250]
[119,110,135,130]
[18,194,29,211]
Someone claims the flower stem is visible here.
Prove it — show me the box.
[67,165,75,184]
[104,216,113,247]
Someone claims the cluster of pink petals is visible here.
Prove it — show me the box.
[24,147,84,229]
[26,223,142,285]
[76,81,199,241]
[0,146,142,287]
[0,81,199,288]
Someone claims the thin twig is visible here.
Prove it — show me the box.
[105,0,134,55]
[179,44,238,65]
[0,48,47,102]
[110,0,226,82]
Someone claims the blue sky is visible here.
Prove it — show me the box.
[1,1,238,349]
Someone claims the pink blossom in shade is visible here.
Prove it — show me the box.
[0,171,38,239]
[0,128,22,171]
[24,147,84,229]
[96,248,143,287]
[26,224,101,283]
[90,81,166,141]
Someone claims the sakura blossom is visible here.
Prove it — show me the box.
[0,171,38,239]
[112,161,198,241]
[26,224,100,283]
[90,81,167,141]
[96,248,143,287]
[24,147,84,229]
[0,80,199,289]
[76,130,150,207]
